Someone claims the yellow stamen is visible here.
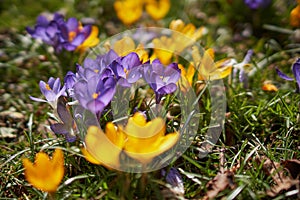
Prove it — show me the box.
[92,93,99,99]
[124,68,128,75]
[94,69,99,73]
[45,84,52,91]
[69,31,76,42]
[78,22,83,31]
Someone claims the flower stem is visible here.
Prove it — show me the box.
[48,192,56,200]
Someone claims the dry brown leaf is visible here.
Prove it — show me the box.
[204,170,236,199]
[282,159,300,180]
[203,149,236,199]
[256,156,300,197]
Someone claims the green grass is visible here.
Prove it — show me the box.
[1,0,300,199]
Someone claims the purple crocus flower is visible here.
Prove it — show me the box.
[64,71,77,97]
[276,58,300,93]
[244,0,271,9]
[73,75,116,114]
[30,77,66,109]
[109,52,142,87]
[58,17,91,51]
[142,60,181,103]
[50,97,78,142]
[161,167,184,195]
[26,12,95,53]
[26,13,63,52]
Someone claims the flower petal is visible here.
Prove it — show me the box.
[276,68,294,81]
[85,125,123,169]
[81,147,102,165]
[22,149,64,193]
[292,58,300,90]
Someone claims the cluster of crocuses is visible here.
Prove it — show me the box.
[30,49,181,142]
[26,12,99,53]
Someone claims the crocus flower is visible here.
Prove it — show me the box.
[191,47,233,81]
[142,60,181,103]
[64,71,77,97]
[152,19,207,64]
[50,97,78,142]
[145,0,170,20]
[244,0,271,9]
[169,19,206,43]
[123,112,179,164]
[26,13,63,52]
[73,75,116,114]
[276,58,300,92]
[290,2,300,27]
[59,17,99,52]
[262,82,278,92]
[85,112,179,169]
[22,149,64,193]
[75,26,100,53]
[30,77,66,110]
[27,13,99,53]
[84,123,126,169]
[161,167,185,195]
[114,0,144,25]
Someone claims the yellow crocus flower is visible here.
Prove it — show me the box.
[114,0,144,25]
[123,112,179,164]
[152,19,207,65]
[290,4,300,27]
[192,46,233,81]
[170,19,205,42]
[85,123,126,169]
[22,149,64,193]
[178,46,235,89]
[145,0,171,20]
[84,112,179,169]
[113,36,149,63]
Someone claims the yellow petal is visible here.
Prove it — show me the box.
[262,83,278,92]
[124,132,179,164]
[196,48,216,80]
[85,125,124,169]
[290,6,300,27]
[178,63,195,86]
[113,36,136,56]
[114,0,143,25]
[51,149,64,188]
[122,112,179,164]
[217,66,232,79]
[105,123,126,149]
[152,36,174,65]
[186,63,196,85]
[170,20,206,42]
[169,19,185,32]
[81,147,102,165]
[22,149,64,193]
[145,0,170,20]
[178,64,187,76]
[125,113,165,139]
[76,26,100,53]
[135,44,149,63]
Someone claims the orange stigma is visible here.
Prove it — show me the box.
[69,31,76,42]
[45,84,52,91]
[92,93,99,99]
